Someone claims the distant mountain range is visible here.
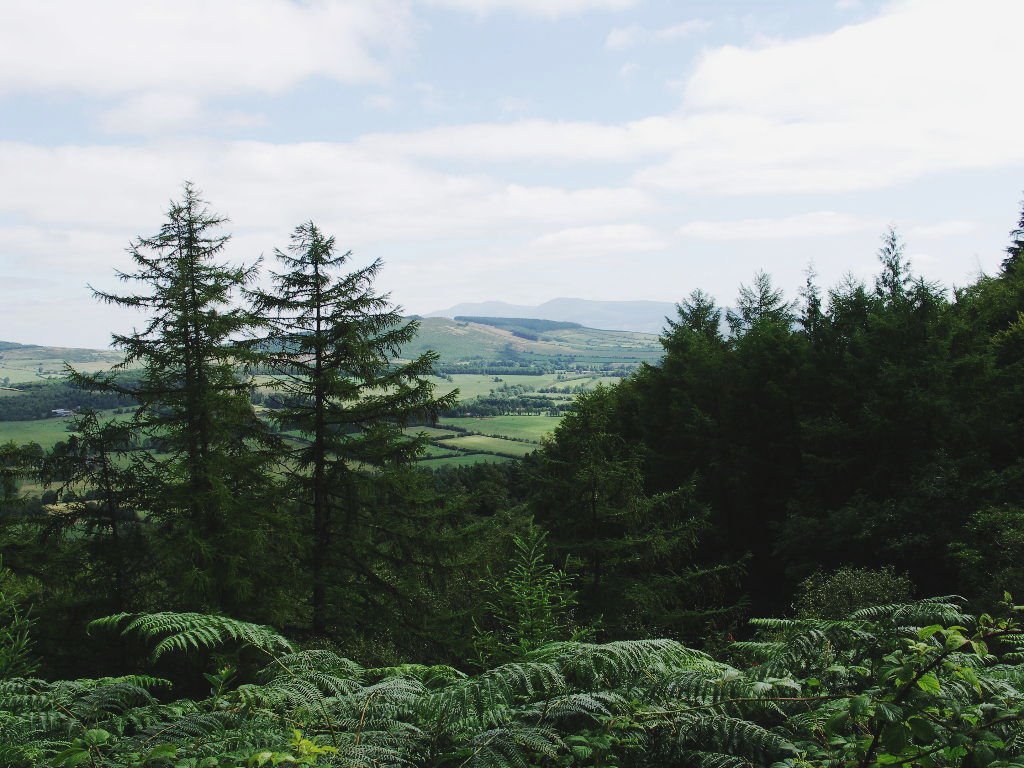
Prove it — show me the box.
[426,298,679,334]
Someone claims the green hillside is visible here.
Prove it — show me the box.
[402,316,661,370]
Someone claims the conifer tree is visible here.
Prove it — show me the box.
[531,385,745,641]
[250,222,457,634]
[41,411,143,614]
[70,184,272,612]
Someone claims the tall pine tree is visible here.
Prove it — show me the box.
[250,222,456,635]
[71,184,275,614]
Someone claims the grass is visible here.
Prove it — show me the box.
[437,434,538,458]
[418,453,512,469]
[415,443,462,458]
[440,415,560,443]
[0,409,123,450]
[403,425,459,439]
[1,417,79,448]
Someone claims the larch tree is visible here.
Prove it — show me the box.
[249,222,457,635]
[70,184,273,613]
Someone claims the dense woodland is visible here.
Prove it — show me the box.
[2,186,1024,766]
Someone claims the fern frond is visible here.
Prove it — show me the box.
[91,612,293,659]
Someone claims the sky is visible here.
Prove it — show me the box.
[1,0,1022,347]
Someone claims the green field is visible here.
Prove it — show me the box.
[415,443,462,458]
[437,434,538,458]
[0,409,123,449]
[403,425,459,439]
[0,416,79,448]
[429,372,624,402]
[440,415,560,443]
[417,453,512,469]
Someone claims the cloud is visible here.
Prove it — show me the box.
[96,93,266,135]
[642,0,1024,193]
[529,224,667,256]
[364,0,1024,195]
[0,0,411,97]
[906,220,976,239]
[677,213,982,243]
[0,140,654,243]
[365,94,398,111]
[605,20,710,51]
[678,212,878,240]
[357,117,680,163]
[422,0,637,18]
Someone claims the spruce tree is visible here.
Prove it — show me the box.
[250,222,457,634]
[531,385,745,642]
[40,411,144,615]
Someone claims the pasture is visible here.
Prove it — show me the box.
[417,453,512,469]
[437,434,538,458]
[440,414,560,443]
[0,409,123,450]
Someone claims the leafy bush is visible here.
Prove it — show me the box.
[4,596,1024,766]
[793,565,915,619]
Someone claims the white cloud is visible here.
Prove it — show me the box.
[678,212,878,240]
[365,94,398,111]
[642,0,1024,193]
[0,0,411,97]
[362,0,1024,196]
[96,93,266,135]
[906,220,976,239]
[0,140,654,243]
[530,224,666,256]
[357,117,680,163]
[422,0,637,18]
[605,19,710,50]
[677,213,982,243]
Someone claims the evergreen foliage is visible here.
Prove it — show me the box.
[247,221,457,635]
[65,184,277,616]
[530,384,746,640]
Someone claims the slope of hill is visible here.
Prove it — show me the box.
[402,317,661,370]
[2,317,662,385]
[426,297,680,334]
[0,343,124,384]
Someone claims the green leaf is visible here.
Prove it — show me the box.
[908,717,938,742]
[83,728,111,746]
[54,748,91,767]
[916,672,941,693]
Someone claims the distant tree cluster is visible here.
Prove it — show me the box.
[0,381,134,421]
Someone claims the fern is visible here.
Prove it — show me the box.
[90,612,293,659]
[4,604,1023,767]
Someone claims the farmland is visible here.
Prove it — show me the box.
[0,321,639,466]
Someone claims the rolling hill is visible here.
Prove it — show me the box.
[426,297,679,334]
[401,316,662,370]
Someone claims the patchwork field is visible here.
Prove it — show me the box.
[436,434,538,458]
[403,425,459,440]
[440,415,560,442]
[417,453,512,469]
[0,327,634,468]
[416,443,462,458]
